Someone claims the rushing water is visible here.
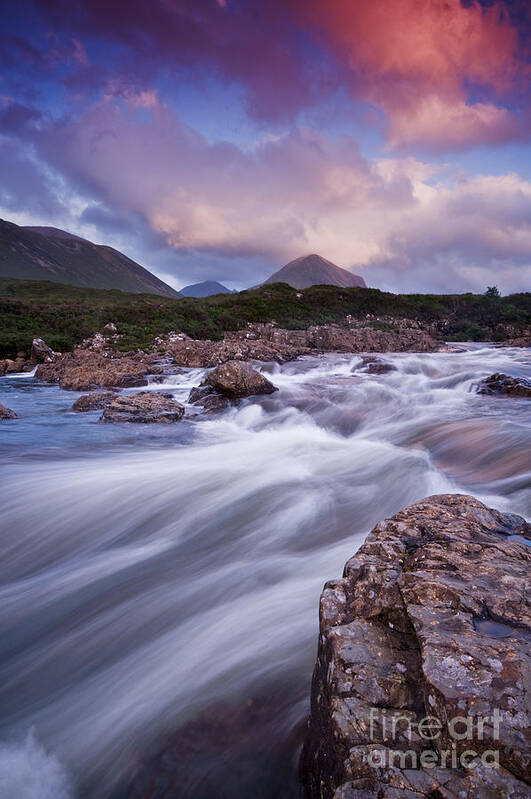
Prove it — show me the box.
[0,345,530,799]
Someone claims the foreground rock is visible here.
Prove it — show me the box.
[72,391,117,412]
[0,403,18,419]
[301,494,530,798]
[477,373,531,398]
[101,392,184,423]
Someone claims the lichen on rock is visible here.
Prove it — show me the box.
[301,494,531,798]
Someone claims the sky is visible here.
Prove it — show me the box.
[1,0,530,293]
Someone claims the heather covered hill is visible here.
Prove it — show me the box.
[0,219,179,298]
[263,254,366,289]
[0,278,529,358]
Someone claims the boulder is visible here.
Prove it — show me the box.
[103,322,118,336]
[0,403,18,419]
[301,494,530,799]
[477,373,531,398]
[203,360,278,398]
[31,337,55,363]
[101,392,184,423]
[72,391,118,412]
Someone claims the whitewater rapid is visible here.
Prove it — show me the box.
[0,345,529,798]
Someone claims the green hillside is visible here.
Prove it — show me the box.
[1,278,529,358]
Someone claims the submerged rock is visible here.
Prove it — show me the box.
[72,391,118,412]
[187,384,229,412]
[477,373,531,398]
[30,337,55,363]
[203,360,278,398]
[101,392,184,423]
[0,403,18,419]
[301,494,530,799]
[359,356,396,375]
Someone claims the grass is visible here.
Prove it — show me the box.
[0,278,529,358]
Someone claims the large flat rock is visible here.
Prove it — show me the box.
[301,494,530,798]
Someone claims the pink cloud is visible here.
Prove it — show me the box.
[294,0,528,149]
[29,0,530,149]
[387,96,516,150]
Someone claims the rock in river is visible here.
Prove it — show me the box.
[0,403,18,419]
[301,493,530,799]
[359,356,396,375]
[203,360,278,398]
[37,350,152,391]
[477,373,531,398]
[72,391,118,412]
[187,385,230,412]
[101,392,184,424]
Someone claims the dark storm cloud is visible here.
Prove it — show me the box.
[27,0,335,122]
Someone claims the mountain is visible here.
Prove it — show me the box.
[180,280,234,297]
[263,254,366,289]
[0,219,180,298]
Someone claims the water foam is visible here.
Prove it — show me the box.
[0,731,72,799]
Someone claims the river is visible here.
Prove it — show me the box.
[0,344,530,799]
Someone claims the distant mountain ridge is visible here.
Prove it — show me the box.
[264,254,366,289]
[0,219,180,298]
[180,280,233,297]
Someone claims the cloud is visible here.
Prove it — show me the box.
[0,101,41,134]
[29,0,331,122]
[16,94,529,293]
[0,136,70,219]
[26,0,530,150]
[368,172,531,292]
[296,0,529,150]
[386,96,517,150]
